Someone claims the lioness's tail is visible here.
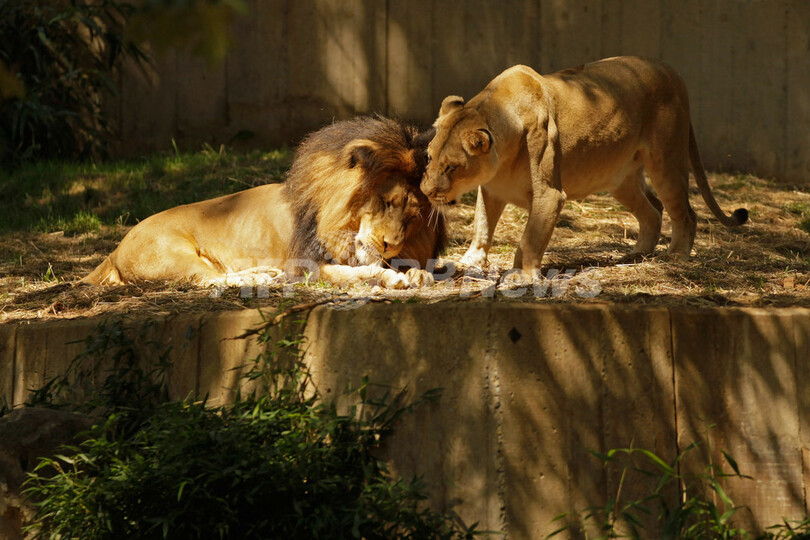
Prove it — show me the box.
[689,124,748,227]
[81,255,123,285]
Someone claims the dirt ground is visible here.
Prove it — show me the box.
[2,172,809,323]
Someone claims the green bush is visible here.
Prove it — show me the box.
[0,0,148,165]
[548,440,810,540]
[0,0,246,167]
[24,316,477,539]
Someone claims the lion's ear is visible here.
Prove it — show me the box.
[439,95,465,117]
[462,129,492,155]
[346,139,380,169]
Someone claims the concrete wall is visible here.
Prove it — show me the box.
[110,0,810,183]
[2,303,809,538]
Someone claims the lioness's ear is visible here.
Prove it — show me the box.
[439,95,465,117]
[345,139,379,169]
[462,129,492,155]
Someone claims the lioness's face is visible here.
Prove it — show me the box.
[354,180,426,265]
[422,101,496,205]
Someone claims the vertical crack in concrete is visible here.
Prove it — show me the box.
[10,326,17,408]
[484,302,507,535]
[791,311,808,512]
[193,318,203,398]
[668,308,682,492]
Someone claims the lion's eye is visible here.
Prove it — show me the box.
[444,164,457,175]
[385,200,393,210]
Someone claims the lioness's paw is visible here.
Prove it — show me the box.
[405,268,435,288]
[460,247,487,268]
[379,268,409,289]
[500,269,532,288]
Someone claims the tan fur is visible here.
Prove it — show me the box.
[83,119,444,289]
[82,183,294,286]
[422,56,747,275]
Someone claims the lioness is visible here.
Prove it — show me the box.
[83,117,445,289]
[421,56,747,276]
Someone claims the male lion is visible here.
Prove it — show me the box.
[82,117,445,289]
[421,56,747,276]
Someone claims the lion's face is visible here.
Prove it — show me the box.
[422,96,497,205]
[286,117,444,269]
[354,179,427,265]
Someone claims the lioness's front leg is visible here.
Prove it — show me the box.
[460,186,507,268]
[517,108,565,276]
[517,184,566,274]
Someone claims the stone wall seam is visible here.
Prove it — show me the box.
[666,307,681,477]
[9,325,17,409]
[793,310,809,513]
[485,303,508,535]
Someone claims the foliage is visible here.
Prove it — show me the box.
[23,314,476,539]
[0,0,149,165]
[547,439,749,539]
[547,438,810,540]
[760,518,810,540]
[0,145,291,232]
[0,0,247,167]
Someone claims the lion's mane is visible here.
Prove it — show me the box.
[285,117,445,267]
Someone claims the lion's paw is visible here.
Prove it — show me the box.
[405,268,435,288]
[379,268,409,289]
[206,271,282,288]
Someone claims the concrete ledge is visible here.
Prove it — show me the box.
[2,303,809,538]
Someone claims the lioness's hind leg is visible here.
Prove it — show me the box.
[646,160,696,259]
[610,169,662,256]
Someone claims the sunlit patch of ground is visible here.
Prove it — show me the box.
[2,172,809,322]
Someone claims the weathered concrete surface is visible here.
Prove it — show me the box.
[2,304,810,538]
[112,1,810,184]
[303,303,501,531]
[11,320,96,407]
[0,326,14,411]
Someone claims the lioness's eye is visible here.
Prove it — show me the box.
[444,164,457,175]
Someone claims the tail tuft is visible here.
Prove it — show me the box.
[731,208,749,226]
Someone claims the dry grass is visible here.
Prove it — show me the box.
[2,172,809,322]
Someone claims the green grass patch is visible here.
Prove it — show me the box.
[0,145,292,233]
[781,202,810,234]
[36,210,102,235]
[784,202,810,216]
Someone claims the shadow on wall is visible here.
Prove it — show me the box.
[302,303,808,539]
